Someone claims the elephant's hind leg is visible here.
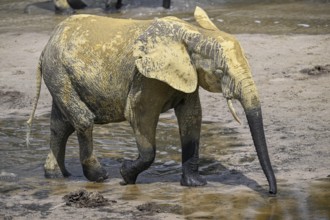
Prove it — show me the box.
[77,125,108,182]
[43,64,95,133]
[44,68,106,181]
[44,102,75,178]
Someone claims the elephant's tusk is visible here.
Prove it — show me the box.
[227,99,241,124]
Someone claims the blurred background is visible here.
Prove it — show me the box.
[0,0,329,34]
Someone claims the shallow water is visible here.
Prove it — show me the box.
[1,116,329,219]
[0,113,245,182]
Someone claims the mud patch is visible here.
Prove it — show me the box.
[13,70,25,75]
[0,171,18,182]
[0,90,26,109]
[137,202,182,215]
[63,189,113,208]
[300,64,330,76]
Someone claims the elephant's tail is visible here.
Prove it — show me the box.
[26,56,43,147]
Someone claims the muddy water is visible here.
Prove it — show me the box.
[1,116,330,219]
[0,113,245,184]
[1,0,330,219]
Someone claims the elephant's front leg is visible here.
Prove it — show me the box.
[120,78,163,185]
[77,125,108,182]
[175,91,207,187]
[120,107,159,185]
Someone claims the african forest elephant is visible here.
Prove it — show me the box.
[54,0,171,14]
[27,7,277,194]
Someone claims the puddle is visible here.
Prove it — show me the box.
[0,117,329,219]
[0,114,246,182]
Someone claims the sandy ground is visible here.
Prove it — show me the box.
[1,22,330,219]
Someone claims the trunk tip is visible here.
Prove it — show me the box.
[268,183,277,195]
[269,189,277,195]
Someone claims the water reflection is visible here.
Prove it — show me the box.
[307,179,330,219]
[117,179,330,219]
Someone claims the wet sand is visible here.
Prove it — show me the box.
[1,1,330,219]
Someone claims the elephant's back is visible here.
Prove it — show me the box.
[47,14,152,66]
[42,15,152,123]
[46,15,151,80]
[56,14,152,42]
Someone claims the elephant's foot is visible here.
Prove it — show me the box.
[181,159,207,187]
[120,160,139,185]
[44,152,71,178]
[44,167,71,179]
[82,157,108,182]
[181,172,207,187]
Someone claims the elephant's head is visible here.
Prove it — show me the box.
[133,7,277,194]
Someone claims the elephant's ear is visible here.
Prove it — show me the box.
[194,7,219,31]
[134,35,198,93]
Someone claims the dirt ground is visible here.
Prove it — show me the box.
[0,7,330,220]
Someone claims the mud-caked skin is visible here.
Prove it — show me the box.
[27,7,276,193]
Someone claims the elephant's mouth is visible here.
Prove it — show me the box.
[226,98,241,124]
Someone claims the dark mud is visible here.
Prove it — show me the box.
[300,64,330,76]
[63,189,112,208]
[0,90,26,109]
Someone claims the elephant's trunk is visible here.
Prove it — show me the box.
[239,80,277,194]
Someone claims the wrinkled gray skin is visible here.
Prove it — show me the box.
[27,7,276,194]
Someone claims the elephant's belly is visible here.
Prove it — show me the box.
[84,96,127,124]
[74,82,129,124]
